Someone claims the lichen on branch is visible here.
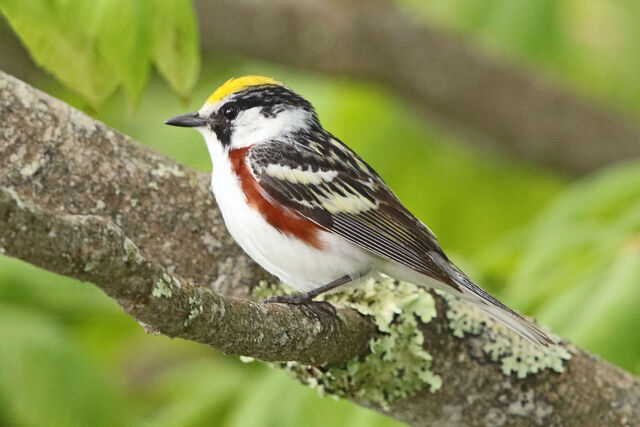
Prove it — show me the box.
[255,278,573,410]
[255,278,441,408]
[438,290,571,379]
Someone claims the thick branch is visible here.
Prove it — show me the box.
[194,0,640,175]
[0,188,374,364]
[1,71,639,426]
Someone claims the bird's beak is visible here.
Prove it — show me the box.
[164,113,206,128]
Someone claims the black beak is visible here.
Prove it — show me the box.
[164,113,206,128]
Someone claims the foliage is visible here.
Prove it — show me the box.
[498,163,640,371]
[0,0,199,108]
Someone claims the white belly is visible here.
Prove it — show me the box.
[210,153,372,292]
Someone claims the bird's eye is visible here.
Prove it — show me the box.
[222,103,239,120]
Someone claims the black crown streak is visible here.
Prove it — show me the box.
[234,85,318,121]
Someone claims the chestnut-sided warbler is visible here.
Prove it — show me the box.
[166,76,552,346]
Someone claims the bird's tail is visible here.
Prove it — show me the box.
[434,256,555,346]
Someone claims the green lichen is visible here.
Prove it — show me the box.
[19,158,43,177]
[184,296,203,326]
[150,163,186,178]
[122,236,145,265]
[83,260,97,272]
[254,276,441,409]
[152,273,174,298]
[437,290,571,378]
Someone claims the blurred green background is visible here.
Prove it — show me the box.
[1,1,640,426]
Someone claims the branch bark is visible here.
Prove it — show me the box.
[1,71,639,426]
[0,189,375,365]
[194,0,640,175]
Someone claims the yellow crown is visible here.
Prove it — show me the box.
[206,76,282,105]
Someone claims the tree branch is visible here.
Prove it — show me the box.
[0,188,375,365]
[1,70,639,426]
[194,0,640,175]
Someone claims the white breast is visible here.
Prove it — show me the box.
[207,141,372,292]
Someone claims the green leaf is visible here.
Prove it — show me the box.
[95,0,152,107]
[0,0,119,107]
[151,0,200,99]
[0,0,200,108]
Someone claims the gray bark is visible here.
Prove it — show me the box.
[1,71,639,426]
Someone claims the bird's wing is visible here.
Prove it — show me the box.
[247,138,554,346]
[247,137,461,291]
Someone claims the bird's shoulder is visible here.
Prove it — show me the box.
[246,132,387,215]
[247,130,377,182]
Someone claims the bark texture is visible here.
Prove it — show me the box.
[1,71,639,426]
[193,0,640,175]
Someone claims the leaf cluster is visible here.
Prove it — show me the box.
[0,0,199,108]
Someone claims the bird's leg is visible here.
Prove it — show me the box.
[263,274,354,304]
[262,274,356,317]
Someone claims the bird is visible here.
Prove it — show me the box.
[165,75,553,346]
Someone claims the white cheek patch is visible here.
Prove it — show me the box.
[230,108,311,149]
